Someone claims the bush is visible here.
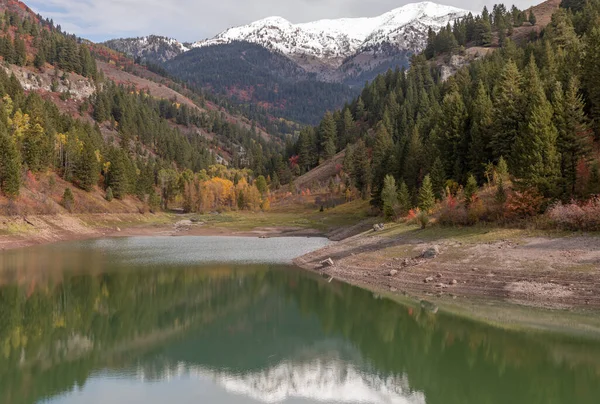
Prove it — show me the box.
[105,186,114,202]
[417,210,430,229]
[504,189,544,220]
[547,197,600,231]
[62,188,74,212]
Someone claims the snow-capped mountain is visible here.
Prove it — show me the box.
[191,2,471,61]
[103,35,190,64]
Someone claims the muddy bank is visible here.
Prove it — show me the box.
[0,214,329,251]
[294,226,600,310]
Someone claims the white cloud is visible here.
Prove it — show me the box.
[26,0,543,42]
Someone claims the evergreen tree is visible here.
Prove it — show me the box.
[583,28,600,139]
[352,139,371,199]
[62,188,74,212]
[106,150,128,199]
[381,175,398,220]
[513,57,560,195]
[397,180,411,215]
[438,87,468,180]
[464,174,478,207]
[469,81,493,181]
[529,10,537,26]
[430,157,446,200]
[105,186,114,202]
[418,175,435,213]
[255,175,268,196]
[587,162,600,196]
[76,140,99,192]
[13,35,26,66]
[22,123,46,172]
[319,111,337,160]
[371,122,393,205]
[492,60,523,165]
[553,78,591,196]
[495,177,508,203]
[0,126,21,198]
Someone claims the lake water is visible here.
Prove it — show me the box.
[0,236,599,404]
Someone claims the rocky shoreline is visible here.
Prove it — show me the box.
[294,225,600,310]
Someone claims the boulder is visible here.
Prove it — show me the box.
[373,223,385,232]
[320,258,335,267]
[389,269,398,276]
[450,279,458,285]
[424,276,434,283]
[422,245,440,259]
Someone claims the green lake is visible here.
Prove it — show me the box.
[0,236,599,404]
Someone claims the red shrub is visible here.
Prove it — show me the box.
[504,189,544,220]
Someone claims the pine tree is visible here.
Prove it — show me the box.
[62,188,75,212]
[583,28,600,140]
[13,35,26,66]
[587,161,600,196]
[438,87,468,180]
[403,126,423,191]
[22,123,46,172]
[371,122,393,205]
[512,57,560,196]
[381,175,398,220]
[106,150,128,199]
[352,139,371,200]
[464,174,478,207]
[529,10,537,26]
[418,175,435,213]
[319,111,337,160]
[76,140,99,192]
[553,78,591,197]
[430,157,446,200]
[397,180,411,215]
[338,107,355,148]
[492,60,523,165]
[469,81,493,181]
[0,126,21,198]
[105,186,114,202]
[495,177,508,203]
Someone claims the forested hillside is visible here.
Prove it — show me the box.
[291,0,600,228]
[164,41,359,125]
[0,1,282,215]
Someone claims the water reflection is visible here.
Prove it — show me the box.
[0,238,599,404]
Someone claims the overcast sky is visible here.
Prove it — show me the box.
[26,0,541,43]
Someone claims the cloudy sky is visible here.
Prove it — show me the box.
[26,0,541,43]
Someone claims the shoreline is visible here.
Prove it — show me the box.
[0,213,330,252]
[2,213,599,312]
[293,224,600,311]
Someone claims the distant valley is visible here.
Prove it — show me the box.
[104,2,472,123]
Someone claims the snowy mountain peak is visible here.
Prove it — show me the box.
[191,1,472,59]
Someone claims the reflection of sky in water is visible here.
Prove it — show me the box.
[0,236,330,272]
[43,360,425,404]
[84,236,331,265]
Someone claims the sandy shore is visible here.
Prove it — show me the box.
[294,225,600,310]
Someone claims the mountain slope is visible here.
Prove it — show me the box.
[104,2,472,124]
[192,2,470,66]
[103,35,189,64]
[163,41,358,124]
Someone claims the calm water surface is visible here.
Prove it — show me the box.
[0,236,599,404]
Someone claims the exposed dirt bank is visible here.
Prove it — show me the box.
[294,225,600,310]
[0,214,331,251]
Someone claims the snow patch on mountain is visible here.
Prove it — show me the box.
[191,2,472,59]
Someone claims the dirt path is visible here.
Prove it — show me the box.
[295,226,600,310]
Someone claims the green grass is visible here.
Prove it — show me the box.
[190,199,374,232]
